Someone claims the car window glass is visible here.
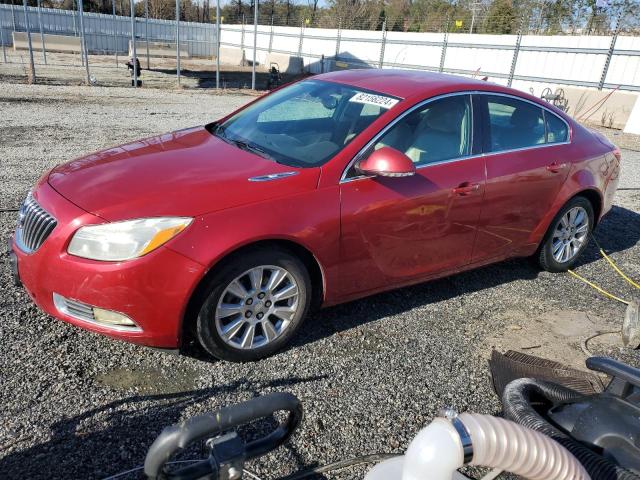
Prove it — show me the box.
[545,112,569,143]
[257,92,337,122]
[370,95,472,167]
[486,96,545,152]
[216,80,395,168]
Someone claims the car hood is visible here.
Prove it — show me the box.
[47,127,320,221]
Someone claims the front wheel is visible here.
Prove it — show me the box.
[537,196,594,272]
[196,248,311,362]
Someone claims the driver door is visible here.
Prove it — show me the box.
[338,94,486,296]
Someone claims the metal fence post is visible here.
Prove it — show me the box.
[78,0,90,84]
[112,0,118,66]
[507,32,522,87]
[175,0,180,85]
[36,0,47,64]
[251,0,257,89]
[144,0,149,69]
[334,18,341,66]
[599,31,618,90]
[130,0,137,87]
[22,0,35,83]
[439,31,448,73]
[10,1,17,32]
[1,26,7,63]
[215,0,220,89]
[240,14,245,51]
[73,0,78,37]
[378,20,386,69]
[268,15,273,53]
[297,19,303,57]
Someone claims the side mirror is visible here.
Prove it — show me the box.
[356,147,416,178]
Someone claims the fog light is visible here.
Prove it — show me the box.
[93,307,137,327]
[53,292,141,332]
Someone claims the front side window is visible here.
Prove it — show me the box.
[367,94,472,167]
[212,80,398,167]
[486,95,545,152]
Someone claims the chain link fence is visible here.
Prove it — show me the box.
[0,2,639,93]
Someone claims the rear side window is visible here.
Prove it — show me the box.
[545,112,569,143]
[486,95,545,152]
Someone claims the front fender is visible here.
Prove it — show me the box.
[166,186,341,302]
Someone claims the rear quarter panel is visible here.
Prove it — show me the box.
[527,123,620,246]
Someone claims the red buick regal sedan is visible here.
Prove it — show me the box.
[9,70,621,361]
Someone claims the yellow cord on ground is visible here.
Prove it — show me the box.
[590,236,640,290]
[598,248,640,290]
[567,269,629,305]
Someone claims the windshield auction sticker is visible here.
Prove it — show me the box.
[349,92,399,109]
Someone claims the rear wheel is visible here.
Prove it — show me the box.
[196,248,311,362]
[537,196,594,272]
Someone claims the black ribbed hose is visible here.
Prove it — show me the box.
[502,378,640,480]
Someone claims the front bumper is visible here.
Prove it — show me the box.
[9,182,206,348]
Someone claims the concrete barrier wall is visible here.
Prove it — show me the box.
[218,46,245,66]
[13,31,81,53]
[129,40,189,58]
[222,24,640,92]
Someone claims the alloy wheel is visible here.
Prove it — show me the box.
[551,206,589,263]
[215,265,300,350]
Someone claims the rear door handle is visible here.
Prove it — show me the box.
[452,182,480,196]
[546,162,567,173]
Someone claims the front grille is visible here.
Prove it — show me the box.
[16,193,57,252]
[52,293,95,322]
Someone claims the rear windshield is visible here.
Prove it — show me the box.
[211,80,400,168]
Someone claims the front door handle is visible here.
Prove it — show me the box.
[546,162,567,173]
[452,182,480,196]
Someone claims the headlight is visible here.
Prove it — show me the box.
[68,217,192,261]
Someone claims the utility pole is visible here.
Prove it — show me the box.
[469,0,479,34]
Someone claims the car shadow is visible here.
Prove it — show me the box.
[288,204,640,351]
[0,375,325,480]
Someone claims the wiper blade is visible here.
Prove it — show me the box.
[214,127,278,162]
[231,139,277,162]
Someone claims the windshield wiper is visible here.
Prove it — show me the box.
[235,141,276,161]
[214,125,280,163]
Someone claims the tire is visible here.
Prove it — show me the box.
[196,248,311,362]
[537,196,594,273]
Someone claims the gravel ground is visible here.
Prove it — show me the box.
[0,83,639,480]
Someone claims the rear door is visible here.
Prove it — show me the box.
[471,93,572,262]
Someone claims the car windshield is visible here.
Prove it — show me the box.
[211,80,400,168]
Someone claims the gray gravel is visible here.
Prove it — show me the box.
[1,83,639,480]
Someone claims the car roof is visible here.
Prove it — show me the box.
[314,69,496,100]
